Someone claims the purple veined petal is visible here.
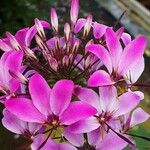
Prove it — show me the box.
[74,18,86,33]
[2,109,27,134]
[15,27,29,47]
[63,128,84,147]
[86,44,112,74]
[130,107,149,127]
[99,85,118,112]
[125,57,144,84]
[31,135,57,150]
[97,131,128,150]
[0,39,12,51]
[114,91,142,117]
[5,98,46,123]
[121,32,132,46]
[4,51,23,72]
[74,86,101,112]
[93,22,108,39]
[50,80,74,116]
[66,117,99,133]
[29,74,51,116]
[88,128,101,147]
[105,28,123,71]
[88,70,115,87]
[60,101,97,125]
[118,35,147,76]
[70,0,79,24]
[115,27,124,39]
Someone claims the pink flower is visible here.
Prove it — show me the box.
[86,28,147,87]
[0,51,24,96]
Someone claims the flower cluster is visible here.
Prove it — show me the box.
[0,0,149,150]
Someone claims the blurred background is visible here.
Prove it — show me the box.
[0,0,150,149]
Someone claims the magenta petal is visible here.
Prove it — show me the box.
[58,143,77,150]
[86,44,112,73]
[114,91,142,117]
[0,39,12,51]
[63,128,84,147]
[50,80,74,116]
[105,28,122,70]
[29,74,51,116]
[74,18,86,33]
[97,131,128,150]
[66,117,99,133]
[2,109,26,134]
[74,86,100,112]
[118,35,147,76]
[130,107,149,127]
[60,101,97,125]
[5,51,23,72]
[93,22,108,39]
[121,33,131,46]
[5,98,46,123]
[88,70,114,87]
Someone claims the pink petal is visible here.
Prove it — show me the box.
[105,28,122,70]
[86,44,112,73]
[97,131,128,150]
[74,86,100,112]
[121,32,131,46]
[115,27,124,39]
[93,22,108,39]
[60,101,97,125]
[114,91,143,117]
[74,18,86,33]
[63,128,84,147]
[70,0,79,24]
[126,57,144,83]
[50,80,74,116]
[29,74,51,116]
[130,107,149,127]
[88,70,114,87]
[66,117,99,133]
[5,98,46,123]
[99,86,118,112]
[58,143,77,150]
[5,51,23,72]
[0,39,12,51]
[2,109,27,134]
[118,35,147,76]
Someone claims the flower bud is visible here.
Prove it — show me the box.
[70,0,79,25]
[64,23,71,42]
[50,8,58,32]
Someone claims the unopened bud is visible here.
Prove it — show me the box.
[64,23,71,42]
[50,8,58,32]
[48,56,58,72]
[24,47,38,61]
[34,18,46,41]
[72,39,80,53]
[62,55,69,66]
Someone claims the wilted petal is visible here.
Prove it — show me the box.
[88,70,114,87]
[70,0,79,24]
[114,91,142,117]
[29,74,51,116]
[63,128,84,147]
[60,101,97,125]
[2,109,26,134]
[130,107,149,127]
[50,80,74,116]
[5,98,46,123]
[105,28,122,70]
[66,117,99,133]
[86,44,112,73]
[97,131,128,150]
[118,35,147,76]
[93,22,108,39]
